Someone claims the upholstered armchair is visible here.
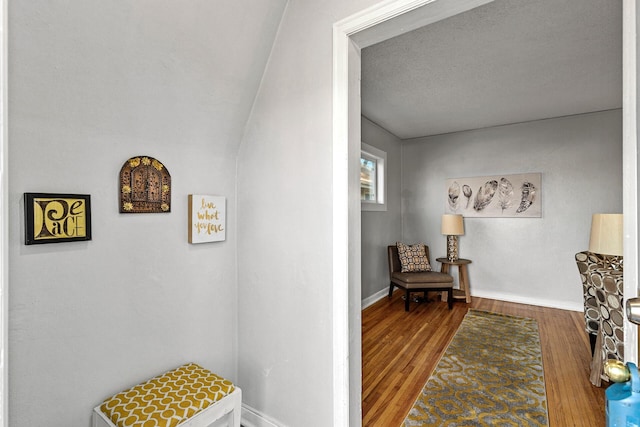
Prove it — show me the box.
[575,251,624,386]
[575,252,601,353]
[388,243,454,312]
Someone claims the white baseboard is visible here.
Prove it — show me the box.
[361,287,388,309]
[361,287,582,313]
[241,404,283,427]
[470,289,583,312]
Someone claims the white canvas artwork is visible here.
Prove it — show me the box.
[188,194,226,243]
[445,173,542,218]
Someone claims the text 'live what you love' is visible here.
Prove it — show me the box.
[188,194,226,244]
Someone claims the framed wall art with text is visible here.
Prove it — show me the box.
[188,194,226,244]
[24,193,92,245]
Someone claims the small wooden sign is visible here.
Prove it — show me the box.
[119,156,171,213]
[188,195,226,243]
[24,193,92,245]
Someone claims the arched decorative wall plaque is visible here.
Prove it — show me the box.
[119,156,171,213]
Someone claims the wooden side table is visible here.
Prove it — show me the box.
[436,258,472,303]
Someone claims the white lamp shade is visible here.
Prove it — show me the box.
[589,213,623,256]
[441,214,464,235]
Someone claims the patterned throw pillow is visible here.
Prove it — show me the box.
[396,242,432,272]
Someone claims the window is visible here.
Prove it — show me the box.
[360,153,377,201]
[361,143,386,211]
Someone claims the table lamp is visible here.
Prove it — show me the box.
[441,214,464,262]
[589,213,623,269]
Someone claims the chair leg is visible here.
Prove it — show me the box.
[590,330,603,386]
[446,289,453,309]
[589,333,597,356]
[388,283,395,299]
[405,290,411,311]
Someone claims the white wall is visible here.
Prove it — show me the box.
[8,1,621,426]
[8,1,286,426]
[401,110,623,311]
[361,118,402,303]
[235,0,382,425]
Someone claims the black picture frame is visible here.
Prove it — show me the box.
[24,193,92,245]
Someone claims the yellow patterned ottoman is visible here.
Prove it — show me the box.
[92,363,241,427]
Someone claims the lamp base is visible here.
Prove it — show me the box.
[446,235,459,262]
[589,253,623,271]
[604,256,623,271]
[626,298,640,325]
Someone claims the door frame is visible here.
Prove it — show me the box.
[0,0,7,425]
[333,0,638,424]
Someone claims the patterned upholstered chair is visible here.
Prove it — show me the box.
[388,243,454,312]
[575,251,624,386]
[575,252,601,353]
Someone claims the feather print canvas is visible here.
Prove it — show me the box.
[516,182,536,213]
[498,178,514,213]
[444,173,542,218]
[462,185,472,208]
[448,181,460,210]
[473,180,498,211]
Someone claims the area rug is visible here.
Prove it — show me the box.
[403,309,548,426]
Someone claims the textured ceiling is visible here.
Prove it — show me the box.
[361,0,622,140]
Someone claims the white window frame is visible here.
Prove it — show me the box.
[361,142,386,211]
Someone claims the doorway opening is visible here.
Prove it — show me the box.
[333,0,638,425]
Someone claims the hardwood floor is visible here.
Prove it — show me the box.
[362,291,606,426]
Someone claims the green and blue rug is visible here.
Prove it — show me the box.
[404,309,549,426]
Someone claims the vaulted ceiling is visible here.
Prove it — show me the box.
[361,0,622,140]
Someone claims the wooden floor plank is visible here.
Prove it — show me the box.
[362,292,606,426]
